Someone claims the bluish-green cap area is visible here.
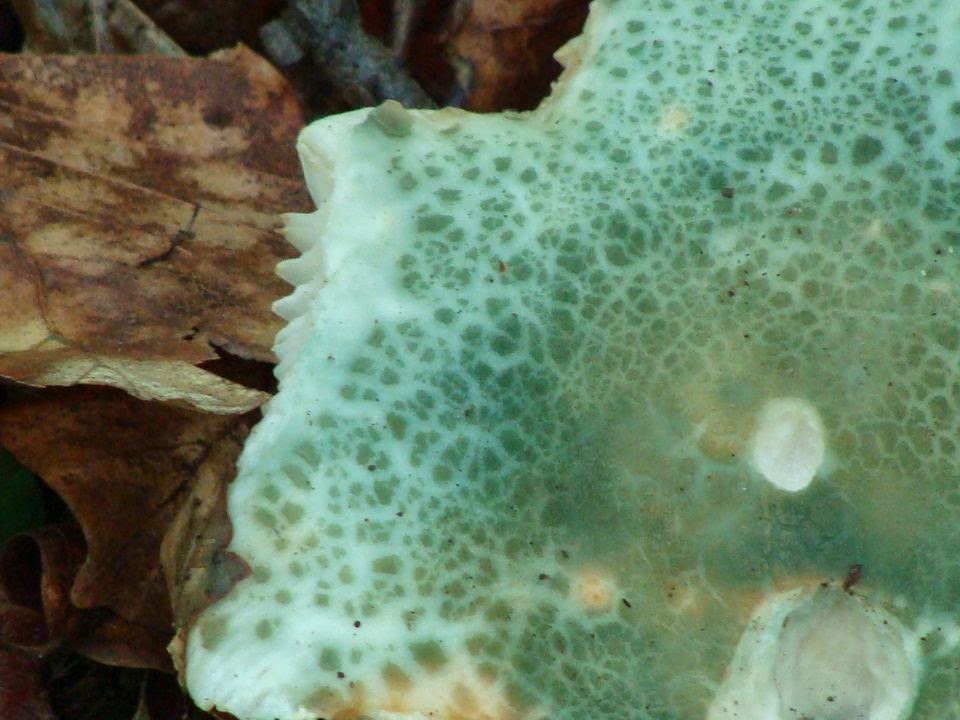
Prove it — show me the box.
[185,1,960,719]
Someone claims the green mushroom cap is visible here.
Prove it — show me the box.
[183,1,960,718]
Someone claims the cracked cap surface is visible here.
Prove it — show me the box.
[184,1,960,718]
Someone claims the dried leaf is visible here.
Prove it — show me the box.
[0,526,168,667]
[450,0,588,111]
[0,49,308,413]
[0,48,306,178]
[69,611,174,671]
[161,424,249,677]
[45,650,142,720]
[0,386,257,669]
[0,524,85,655]
[0,521,174,669]
[0,649,56,720]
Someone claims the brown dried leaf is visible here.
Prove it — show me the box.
[0,524,85,655]
[0,387,257,669]
[449,0,589,111]
[44,650,143,720]
[0,523,167,669]
[0,48,305,177]
[161,420,249,677]
[69,611,174,671]
[0,49,309,413]
[0,649,57,720]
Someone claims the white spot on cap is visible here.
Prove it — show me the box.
[707,587,921,720]
[750,397,825,492]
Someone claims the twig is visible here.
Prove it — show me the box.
[260,0,435,111]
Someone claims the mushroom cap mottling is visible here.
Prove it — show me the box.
[183,1,960,719]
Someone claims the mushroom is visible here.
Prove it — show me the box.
[707,585,921,720]
[179,0,960,718]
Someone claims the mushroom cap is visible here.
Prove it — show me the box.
[708,586,921,720]
[182,0,960,718]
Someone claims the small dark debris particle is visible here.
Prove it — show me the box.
[827,696,835,702]
[538,573,550,580]
[842,563,863,592]
[721,187,735,198]
[621,598,632,608]
[367,464,377,471]
[353,620,361,628]
[336,672,345,680]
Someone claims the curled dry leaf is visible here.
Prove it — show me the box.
[0,524,85,655]
[0,523,166,667]
[0,649,57,720]
[449,0,589,111]
[0,48,309,413]
[0,387,258,669]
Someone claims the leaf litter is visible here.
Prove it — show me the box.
[0,2,584,717]
[0,48,308,413]
[0,41,303,720]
